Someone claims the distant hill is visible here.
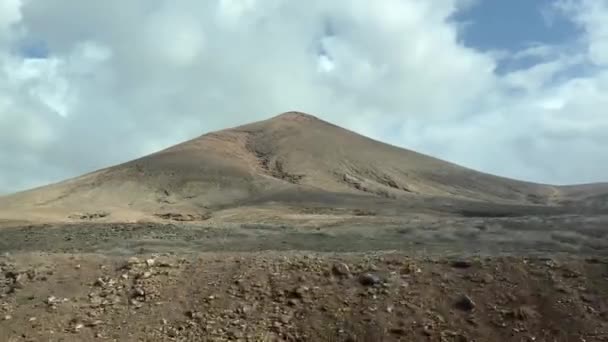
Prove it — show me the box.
[1,111,606,223]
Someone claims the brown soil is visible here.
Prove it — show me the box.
[1,252,607,342]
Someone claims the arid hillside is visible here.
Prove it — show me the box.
[1,112,606,223]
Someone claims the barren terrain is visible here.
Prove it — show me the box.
[1,112,607,341]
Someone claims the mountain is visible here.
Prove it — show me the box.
[1,111,607,223]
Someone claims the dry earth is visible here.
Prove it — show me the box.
[1,252,607,342]
[0,213,607,341]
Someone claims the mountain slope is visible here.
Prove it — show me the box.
[1,112,606,222]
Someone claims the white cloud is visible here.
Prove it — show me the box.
[145,8,205,67]
[0,0,21,34]
[558,0,608,66]
[0,0,607,194]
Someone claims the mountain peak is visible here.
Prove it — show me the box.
[271,111,320,122]
[3,112,607,224]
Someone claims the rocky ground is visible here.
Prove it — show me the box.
[1,214,607,341]
[1,214,607,257]
[1,251,607,341]
[2,113,608,341]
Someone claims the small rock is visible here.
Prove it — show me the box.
[332,263,351,277]
[29,317,37,322]
[481,274,494,284]
[454,294,476,311]
[289,286,308,299]
[401,263,422,274]
[512,306,538,320]
[85,320,103,327]
[138,271,152,279]
[450,260,473,269]
[581,294,594,303]
[238,305,252,316]
[45,296,58,305]
[132,287,145,298]
[127,257,141,264]
[358,273,381,286]
[3,315,11,320]
[146,258,156,267]
[186,311,203,320]
[280,314,292,324]
[390,328,406,335]
[129,298,143,308]
[94,278,106,287]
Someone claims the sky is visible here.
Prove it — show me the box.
[1,0,607,194]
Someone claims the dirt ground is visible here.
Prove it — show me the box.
[0,214,607,257]
[0,214,607,341]
[1,252,607,342]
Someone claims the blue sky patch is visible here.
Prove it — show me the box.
[19,39,49,59]
[453,0,581,57]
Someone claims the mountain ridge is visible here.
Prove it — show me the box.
[1,111,607,223]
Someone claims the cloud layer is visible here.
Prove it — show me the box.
[1,0,607,193]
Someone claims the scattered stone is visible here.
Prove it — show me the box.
[186,310,203,320]
[132,287,146,298]
[89,295,103,306]
[146,258,156,267]
[358,273,381,286]
[289,286,309,299]
[332,263,351,277]
[45,295,58,305]
[94,278,106,287]
[129,298,142,307]
[401,263,422,274]
[238,305,252,316]
[512,306,538,320]
[229,328,245,339]
[157,260,174,268]
[280,314,292,324]
[124,257,142,270]
[3,315,12,320]
[455,294,476,311]
[85,320,104,327]
[138,271,152,279]
[580,294,594,303]
[72,323,84,332]
[481,274,494,284]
